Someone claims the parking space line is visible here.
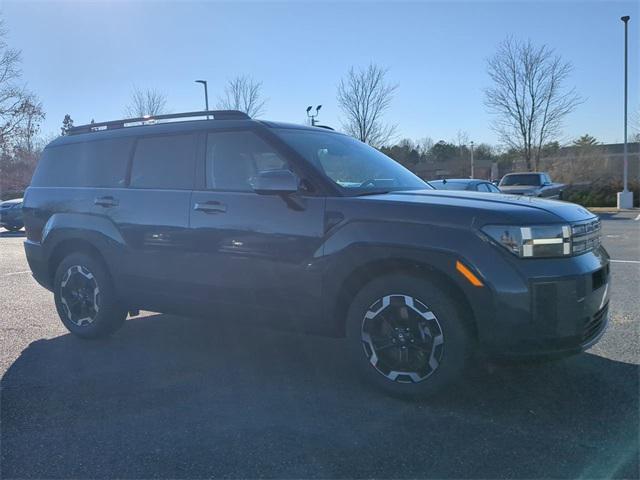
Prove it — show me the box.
[610,259,640,264]
[2,270,31,276]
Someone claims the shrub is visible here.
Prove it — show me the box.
[563,179,640,207]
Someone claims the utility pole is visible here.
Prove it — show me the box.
[470,141,475,179]
[618,16,633,209]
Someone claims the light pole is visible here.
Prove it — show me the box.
[195,80,209,118]
[470,141,475,179]
[306,105,322,126]
[617,16,633,209]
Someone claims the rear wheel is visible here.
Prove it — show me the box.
[346,274,473,398]
[5,224,22,232]
[53,252,127,338]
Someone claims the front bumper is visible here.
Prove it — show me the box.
[473,246,610,357]
[0,210,23,227]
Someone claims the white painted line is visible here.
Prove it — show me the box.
[1,270,31,276]
[610,259,640,264]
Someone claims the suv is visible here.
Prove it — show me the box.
[23,111,609,397]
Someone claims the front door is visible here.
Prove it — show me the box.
[188,129,326,329]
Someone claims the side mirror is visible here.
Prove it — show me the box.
[251,169,300,195]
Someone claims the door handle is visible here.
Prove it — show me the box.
[194,201,227,214]
[94,196,119,207]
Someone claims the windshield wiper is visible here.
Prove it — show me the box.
[353,190,391,197]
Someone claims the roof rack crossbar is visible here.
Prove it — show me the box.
[67,110,250,135]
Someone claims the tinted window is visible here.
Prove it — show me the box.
[130,134,197,189]
[476,183,490,192]
[499,174,541,186]
[488,183,501,193]
[206,131,288,191]
[31,138,133,187]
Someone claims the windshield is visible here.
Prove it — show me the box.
[500,174,541,186]
[276,129,430,194]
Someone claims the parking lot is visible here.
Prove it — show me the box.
[1,211,638,479]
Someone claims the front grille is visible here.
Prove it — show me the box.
[571,218,601,255]
[583,303,608,342]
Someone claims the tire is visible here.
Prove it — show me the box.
[345,274,474,399]
[5,224,22,232]
[53,252,127,339]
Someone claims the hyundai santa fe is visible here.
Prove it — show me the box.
[22,110,610,397]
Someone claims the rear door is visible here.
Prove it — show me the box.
[188,128,326,326]
[110,132,201,310]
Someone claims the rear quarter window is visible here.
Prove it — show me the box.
[31,138,133,188]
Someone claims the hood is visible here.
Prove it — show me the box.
[498,185,540,194]
[360,189,594,224]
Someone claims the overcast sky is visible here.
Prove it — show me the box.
[4,0,639,146]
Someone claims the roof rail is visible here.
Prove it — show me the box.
[67,110,250,135]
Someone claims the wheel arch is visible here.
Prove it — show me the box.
[48,238,108,286]
[329,256,480,340]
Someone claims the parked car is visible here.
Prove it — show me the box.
[499,172,565,199]
[23,111,609,398]
[430,178,502,193]
[0,198,24,231]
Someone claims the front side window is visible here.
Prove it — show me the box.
[206,131,289,191]
[130,134,197,189]
[275,129,429,195]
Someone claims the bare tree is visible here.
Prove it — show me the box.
[0,19,36,148]
[124,86,168,118]
[337,64,398,147]
[632,107,640,142]
[17,94,44,153]
[217,75,267,117]
[417,137,434,157]
[485,37,582,171]
[455,130,470,159]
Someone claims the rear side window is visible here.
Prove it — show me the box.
[31,138,133,187]
[130,134,197,189]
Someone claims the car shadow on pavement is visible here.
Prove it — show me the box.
[2,313,638,479]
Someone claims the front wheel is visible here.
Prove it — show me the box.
[53,252,127,339]
[5,224,23,232]
[346,274,474,399]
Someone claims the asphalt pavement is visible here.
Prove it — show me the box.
[1,211,638,479]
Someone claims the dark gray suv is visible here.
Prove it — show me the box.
[22,110,610,398]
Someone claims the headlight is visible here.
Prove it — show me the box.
[482,224,571,258]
